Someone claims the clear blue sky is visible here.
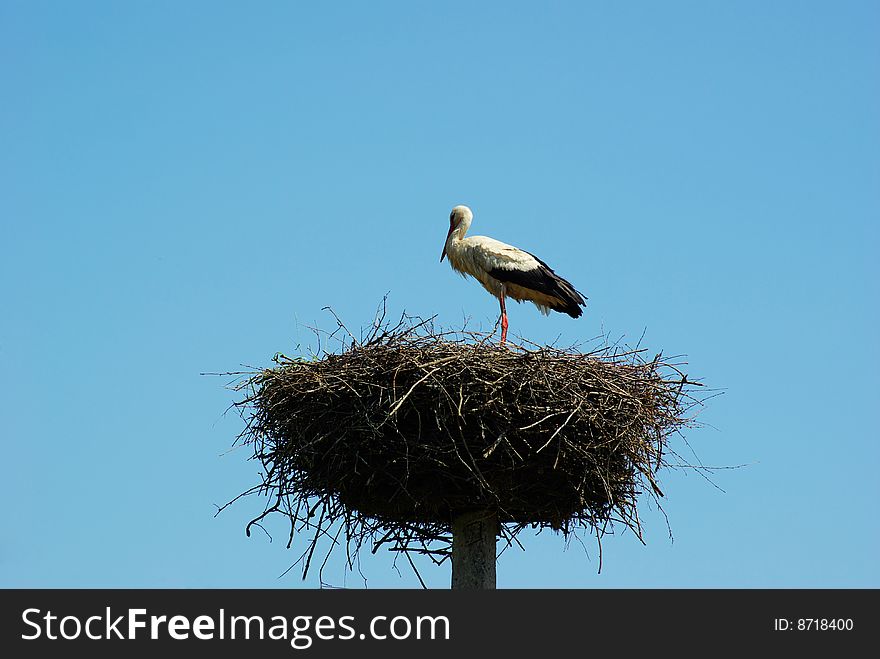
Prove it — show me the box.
[2,1,878,588]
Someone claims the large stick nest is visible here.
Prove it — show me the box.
[228,312,703,580]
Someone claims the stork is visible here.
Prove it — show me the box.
[440,205,586,343]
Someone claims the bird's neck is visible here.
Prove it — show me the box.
[446,218,471,252]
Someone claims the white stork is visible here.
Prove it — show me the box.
[440,205,587,343]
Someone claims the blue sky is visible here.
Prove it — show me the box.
[1,1,877,588]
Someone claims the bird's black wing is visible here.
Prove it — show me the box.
[489,253,587,318]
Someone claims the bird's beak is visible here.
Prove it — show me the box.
[440,226,454,262]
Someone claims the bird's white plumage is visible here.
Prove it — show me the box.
[450,236,536,285]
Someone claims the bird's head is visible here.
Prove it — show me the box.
[441,205,473,262]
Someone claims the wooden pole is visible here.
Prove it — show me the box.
[451,509,497,589]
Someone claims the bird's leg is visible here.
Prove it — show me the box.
[499,292,508,344]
